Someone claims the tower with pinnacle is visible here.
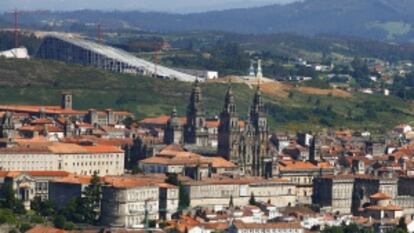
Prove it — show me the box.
[184,80,209,147]
[164,106,183,145]
[217,83,272,177]
[218,85,240,161]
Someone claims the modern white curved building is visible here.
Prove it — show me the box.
[35,35,199,82]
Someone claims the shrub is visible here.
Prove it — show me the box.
[19,223,32,233]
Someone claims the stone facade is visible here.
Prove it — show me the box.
[100,184,160,229]
[313,175,354,214]
[217,86,274,177]
[183,80,209,147]
[313,174,399,215]
[159,184,179,220]
[279,161,334,205]
[0,142,125,176]
[163,83,275,177]
[183,177,296,209]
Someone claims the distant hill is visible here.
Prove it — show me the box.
[0,58,413,132]
[4,0,414,42]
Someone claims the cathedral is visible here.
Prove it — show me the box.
[164,80,275,177]
[218,85,274,177]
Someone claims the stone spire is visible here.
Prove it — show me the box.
[249,61,255,77]
[251,87,265,118]
[218,84,240,161]
[170,106,180,127]
[224,85,236,116]
[187,79,204,115]
[185,79,208,146]
[256,59,263,79]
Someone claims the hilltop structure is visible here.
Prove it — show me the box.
[35,35,200,82]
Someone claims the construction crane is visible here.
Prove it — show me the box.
[4,9,48,48]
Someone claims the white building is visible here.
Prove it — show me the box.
[183,177,296,209]
[0,47,30,59]
[100,177,179,229]
[0,141,124,176]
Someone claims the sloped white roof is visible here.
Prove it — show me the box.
[46,35,198,82]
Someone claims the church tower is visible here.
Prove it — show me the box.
[250,87,268,141]
[218,85,240,161]
[249,87,271,177]
[164,106,183,145]
[184,80,209,146]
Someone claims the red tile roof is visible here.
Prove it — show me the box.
[370,192,392,200]
[27,225,70,233]
[0,105,87,115]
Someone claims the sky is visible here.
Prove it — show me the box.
[0,0,301,13]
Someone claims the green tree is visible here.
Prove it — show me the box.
[19,223,32,233]
[166,173,189,211]
[0,182,25,214]
[62,198,85,223]
[397,217,408,231]
[178,184,190,210]
[165,173,179,186]
[31,197,55,217]
[53,215,67,229]
[321,226,343,233]
[249,193,256,205]
[0,209,16,224]
[81,172,101,224]
[389,229,408,233]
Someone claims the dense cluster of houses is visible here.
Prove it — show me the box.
[1,88,414,233]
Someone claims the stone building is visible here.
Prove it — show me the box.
[49,174,93,208]
[182,176,296,209]
[0,141,125,176]
[99,177,179,229]
[163,82,274,177]
[183,80,209,147]
[217,86,274,177]
[0,171,70,210]
[0,93,133,127]
[312,174,354,214]
[138,144,237,178]
[313,174,398,215]
[163,82,223,149]
[278,160,334,205]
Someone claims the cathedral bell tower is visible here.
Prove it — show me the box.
[250,87,268,140]
[218,85,240,161]
[249,87,271,177]
[164,106,183,145]
[184,80,209,146]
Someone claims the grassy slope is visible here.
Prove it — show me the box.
[0,58,413,132]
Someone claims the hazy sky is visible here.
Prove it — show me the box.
[0,0,301,13]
